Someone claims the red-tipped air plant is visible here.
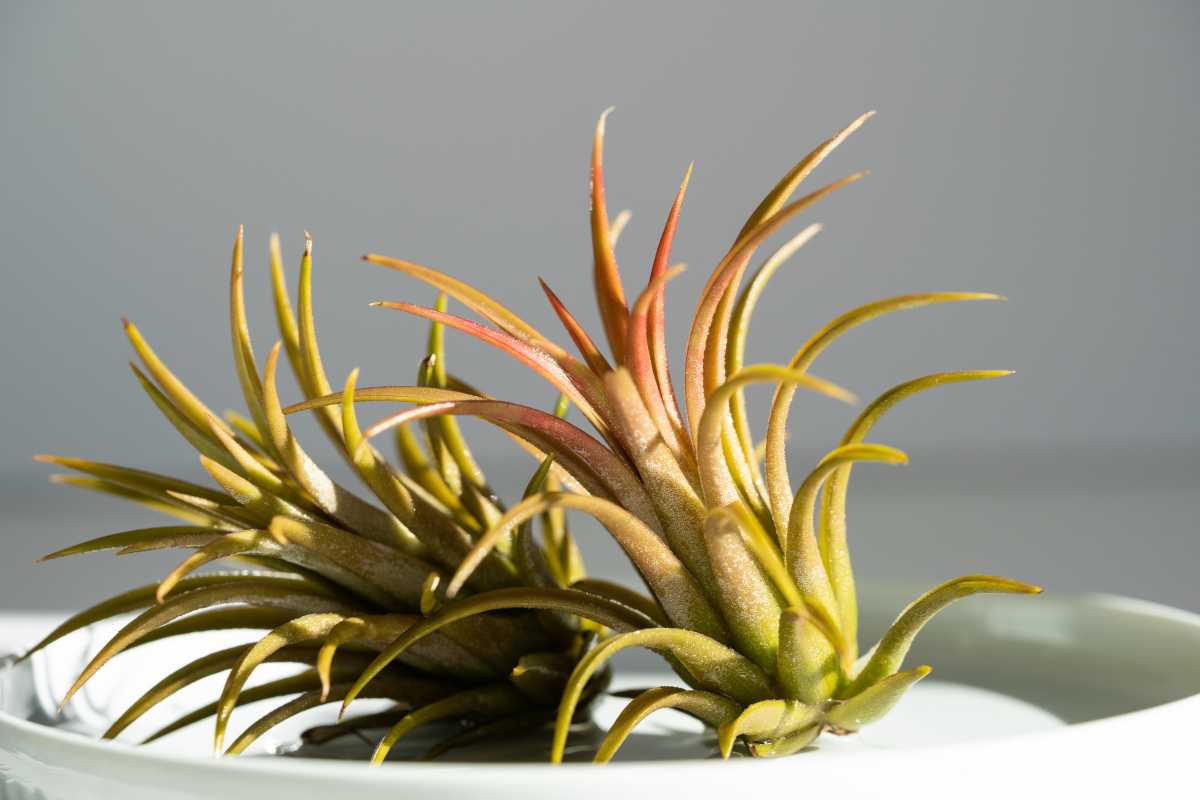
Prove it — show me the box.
[294,110,1041,761]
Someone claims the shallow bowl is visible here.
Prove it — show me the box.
[3,587,1199,798]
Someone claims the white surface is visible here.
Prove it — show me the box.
[3,590,1199,798]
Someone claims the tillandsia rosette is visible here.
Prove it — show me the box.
[293,110,1043,761]
[27,230,630,760]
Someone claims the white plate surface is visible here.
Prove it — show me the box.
[3,588,1199,798]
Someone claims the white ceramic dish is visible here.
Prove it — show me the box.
[3,587,1198,799]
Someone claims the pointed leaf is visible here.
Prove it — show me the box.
[745,722,822,757]
[123,318,233,439]
[848,576,1041,695]
[227,225,276,459]
[33,455,228,505]
[40,526,217,561]
[724,225,822,497]
[348,396,661,530]
[594,686,741,763]
[128,363,241,472]
[717,698,820,758]
[696,365,854,509]
[684,172,867,436]
[104,644,370,740]
[445,492,726,642]
[222,675,444,756]
[370,684,526,764]
[736,111,875,239]
[45,474,220,527]
[764,292,1002,533]
[550,628,776,763]
[260,343,420,553]
[59,579,355,709]
[786,444,907,624]
[21,575,276,658]
[820,370,1012,658]
[362,253,565,356]
[341,587,657,717]
[626,265,696,479]
[827,666,931,732]
[589,108,630,362]
[539,278,611,375]
[213,613,346,752]
[371,301,609,434]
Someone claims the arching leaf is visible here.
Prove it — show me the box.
[847,576,1040,695]
[594,686,740,763]
[550,628,776,763]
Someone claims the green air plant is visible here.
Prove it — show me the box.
[28,230,634,760]
[293,110,1042,761]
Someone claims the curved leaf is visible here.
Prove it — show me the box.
[594,686,741,763]
[445,492,726,641]
[717,698,820,758]
[539,278,610,376]
[683,172,867,436]
[260,343,420,553]
[786,444,907,623]
[626,264,692,474]
[847,575,1041,695]
[764,292,1002,534]
[724,225,822,498]
[696,365,854,509]
[820,370,1011,657]
[123,318,232,440]
[362,254,565,358]
[213,613,346,752]
[155,530,267,601]
[58,578,355,709]
[589,107,629,362]
[221,675,445,756]
[145,671,334,745]
[133,607,298,649]
[39,526,218,561]
[550,628,776,763]
[745,722,822,757]
[570,578,668,627]
[736,111,875,239]
[827,665,931,732]
[371,300,608,434]
[227,226,275,460]
[370,684,526,764]
[347,396,660,531]
[104,645,371,740]
[341,587,657,717]
[21,575,285,659]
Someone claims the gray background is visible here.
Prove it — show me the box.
[1,2,1197,617]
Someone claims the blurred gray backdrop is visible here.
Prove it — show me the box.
[1,1,1197,617]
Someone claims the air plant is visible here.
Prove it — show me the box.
[293,110,1042,761]
[27,230,633,760]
